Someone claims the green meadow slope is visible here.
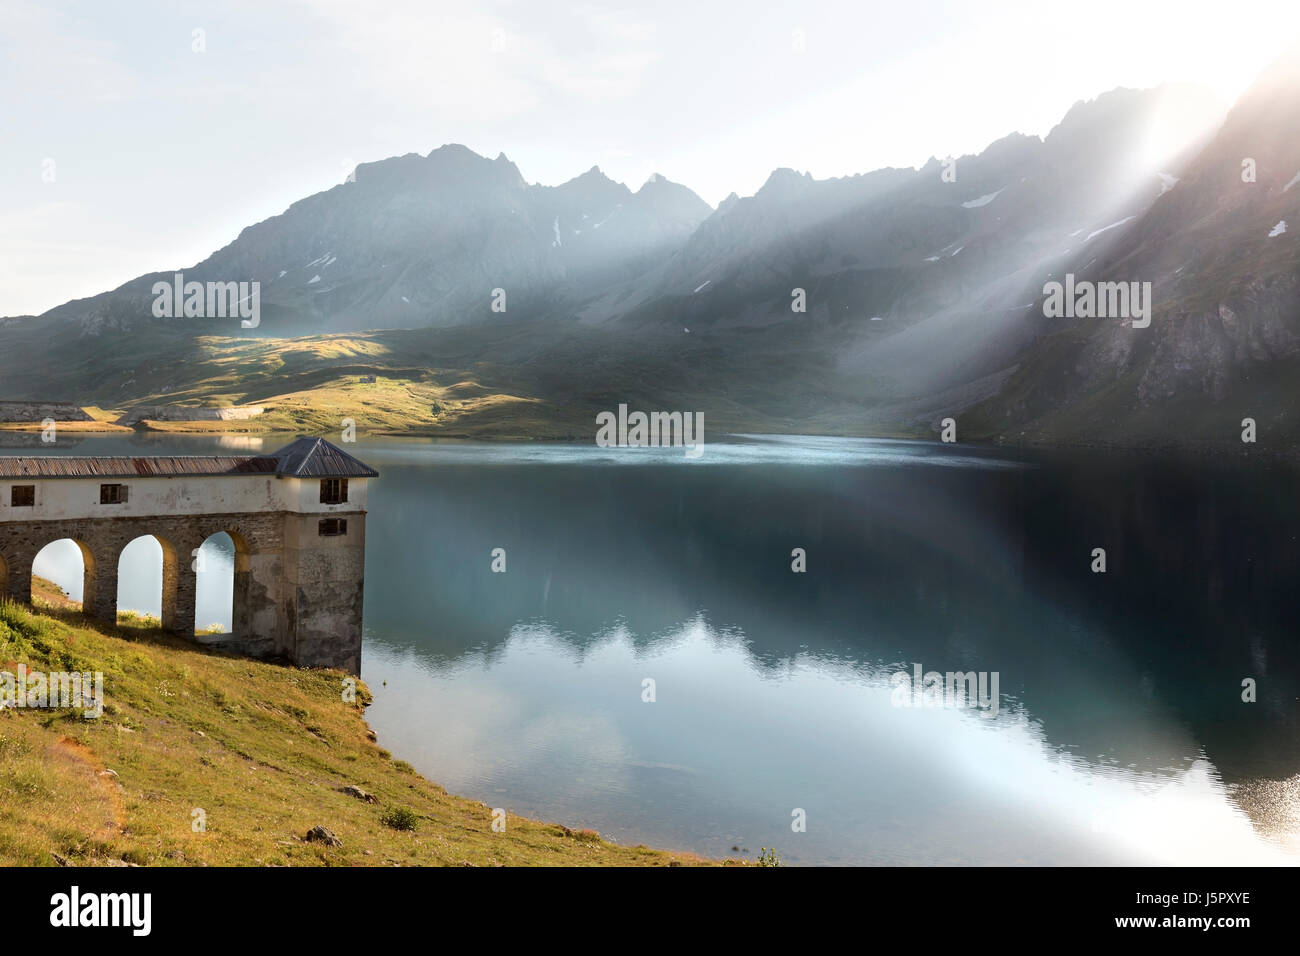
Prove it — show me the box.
[0,318,919,440]
[0,589,727,867]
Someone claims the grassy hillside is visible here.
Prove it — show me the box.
[0,316,929,440]
[0,589,725,867]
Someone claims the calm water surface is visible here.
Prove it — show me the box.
[15,431,1299,865]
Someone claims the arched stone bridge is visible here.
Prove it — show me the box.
[0,438,377,674]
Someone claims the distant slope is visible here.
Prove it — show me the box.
[967,42,1300,446]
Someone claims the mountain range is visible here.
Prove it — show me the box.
[3,43,1299,447]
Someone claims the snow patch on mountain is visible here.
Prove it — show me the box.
[308,274,321,284]
[552,217,562,248]
[1085,216,1135,241]
[592,204,622,230]
[962,188,1004,208]
[693,280,711,293]
[1157,172,1179,195]
[1268,220,1287,238]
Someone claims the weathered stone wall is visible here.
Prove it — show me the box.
[0,473,368,521]
[281,512,367,674]
[0,509,362,674]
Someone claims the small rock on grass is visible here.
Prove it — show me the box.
[304,825,342,847]
[341,784,377,803]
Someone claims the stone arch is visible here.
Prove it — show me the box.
[32,537,99,618]
[201,521,259,558]
[223,527,252,564]
[115,532,183,631]
[194,527,253,639]
[224,528,256,643]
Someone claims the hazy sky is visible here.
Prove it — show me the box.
[3,0,1298,317]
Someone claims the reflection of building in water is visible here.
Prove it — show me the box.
[213,435,268,452]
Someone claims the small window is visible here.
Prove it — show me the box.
[320,478,348,505]
[100,483,128,505]
[319,518,348,537]
[11,485,34,507]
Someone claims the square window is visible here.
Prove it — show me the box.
[100,483,128,505]
[10,485,34,507]
[319,518,348,536]
[320,478,348,505]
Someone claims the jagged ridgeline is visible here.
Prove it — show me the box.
[3,43,1298,446]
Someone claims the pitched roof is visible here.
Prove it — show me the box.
[0,437,377,480]
[267,437,380,478]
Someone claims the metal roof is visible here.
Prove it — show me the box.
[270,437,381,478]
[0,438,377,480]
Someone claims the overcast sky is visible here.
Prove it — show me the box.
[3,0,1298,317]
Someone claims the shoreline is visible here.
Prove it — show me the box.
[0,420,1292,460]
[0,593,731,867]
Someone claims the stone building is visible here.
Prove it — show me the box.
[0,437,377,674]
